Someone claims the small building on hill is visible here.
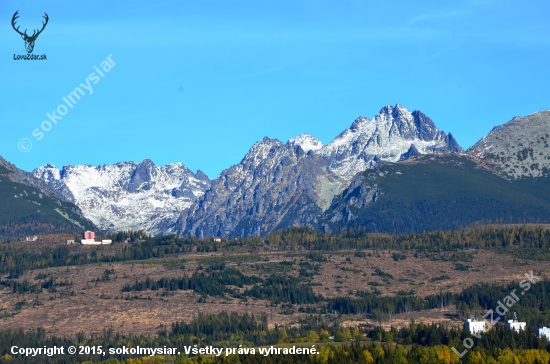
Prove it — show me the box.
[505,319,526,333]
[465,319,486,334]
[81,239,112,245]
[81,239,99,245]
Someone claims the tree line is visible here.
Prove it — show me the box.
[2,224,550,279]
[122,268,262,297]
[122,269,322,305]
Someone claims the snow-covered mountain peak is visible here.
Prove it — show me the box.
[242,137,285,163]
[379,102,407,113]
[318,104,462,177]
[139,158,156,168]
[287,134,324,152]
[34,164,62,181]
[376,103,414,122]
[250,137,283,150]
[349,116,371,131]
[33,160,211,235]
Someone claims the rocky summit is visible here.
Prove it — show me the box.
[318,104,462,178]
[468,110,550,179]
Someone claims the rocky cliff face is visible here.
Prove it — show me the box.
[182,104,461,237]
[181,137,346,237]
[468,110,550,179]
[33,160,211,234]
[325,173,383,226]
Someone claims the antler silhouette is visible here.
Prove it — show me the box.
[11,11,26,37]
[32,13,49,39]
[11,11,49,53]
[12,11,49,39]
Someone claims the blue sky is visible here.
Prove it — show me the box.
[1,0,549,178]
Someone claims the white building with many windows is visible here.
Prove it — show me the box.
[465,319,486,334]
[506,319,526,333]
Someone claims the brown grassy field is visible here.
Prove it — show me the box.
[0,241,548,337]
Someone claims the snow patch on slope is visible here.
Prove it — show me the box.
[33,160,210,234]
[288,134,324,153]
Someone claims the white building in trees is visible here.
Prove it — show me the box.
[465,319,486,334]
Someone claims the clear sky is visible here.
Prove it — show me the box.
[1,0,549,178]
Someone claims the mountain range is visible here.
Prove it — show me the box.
[2,104,549,238]
[33,160,210,235]
[181,104,461,237]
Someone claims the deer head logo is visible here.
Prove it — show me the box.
[12,11,49,54]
